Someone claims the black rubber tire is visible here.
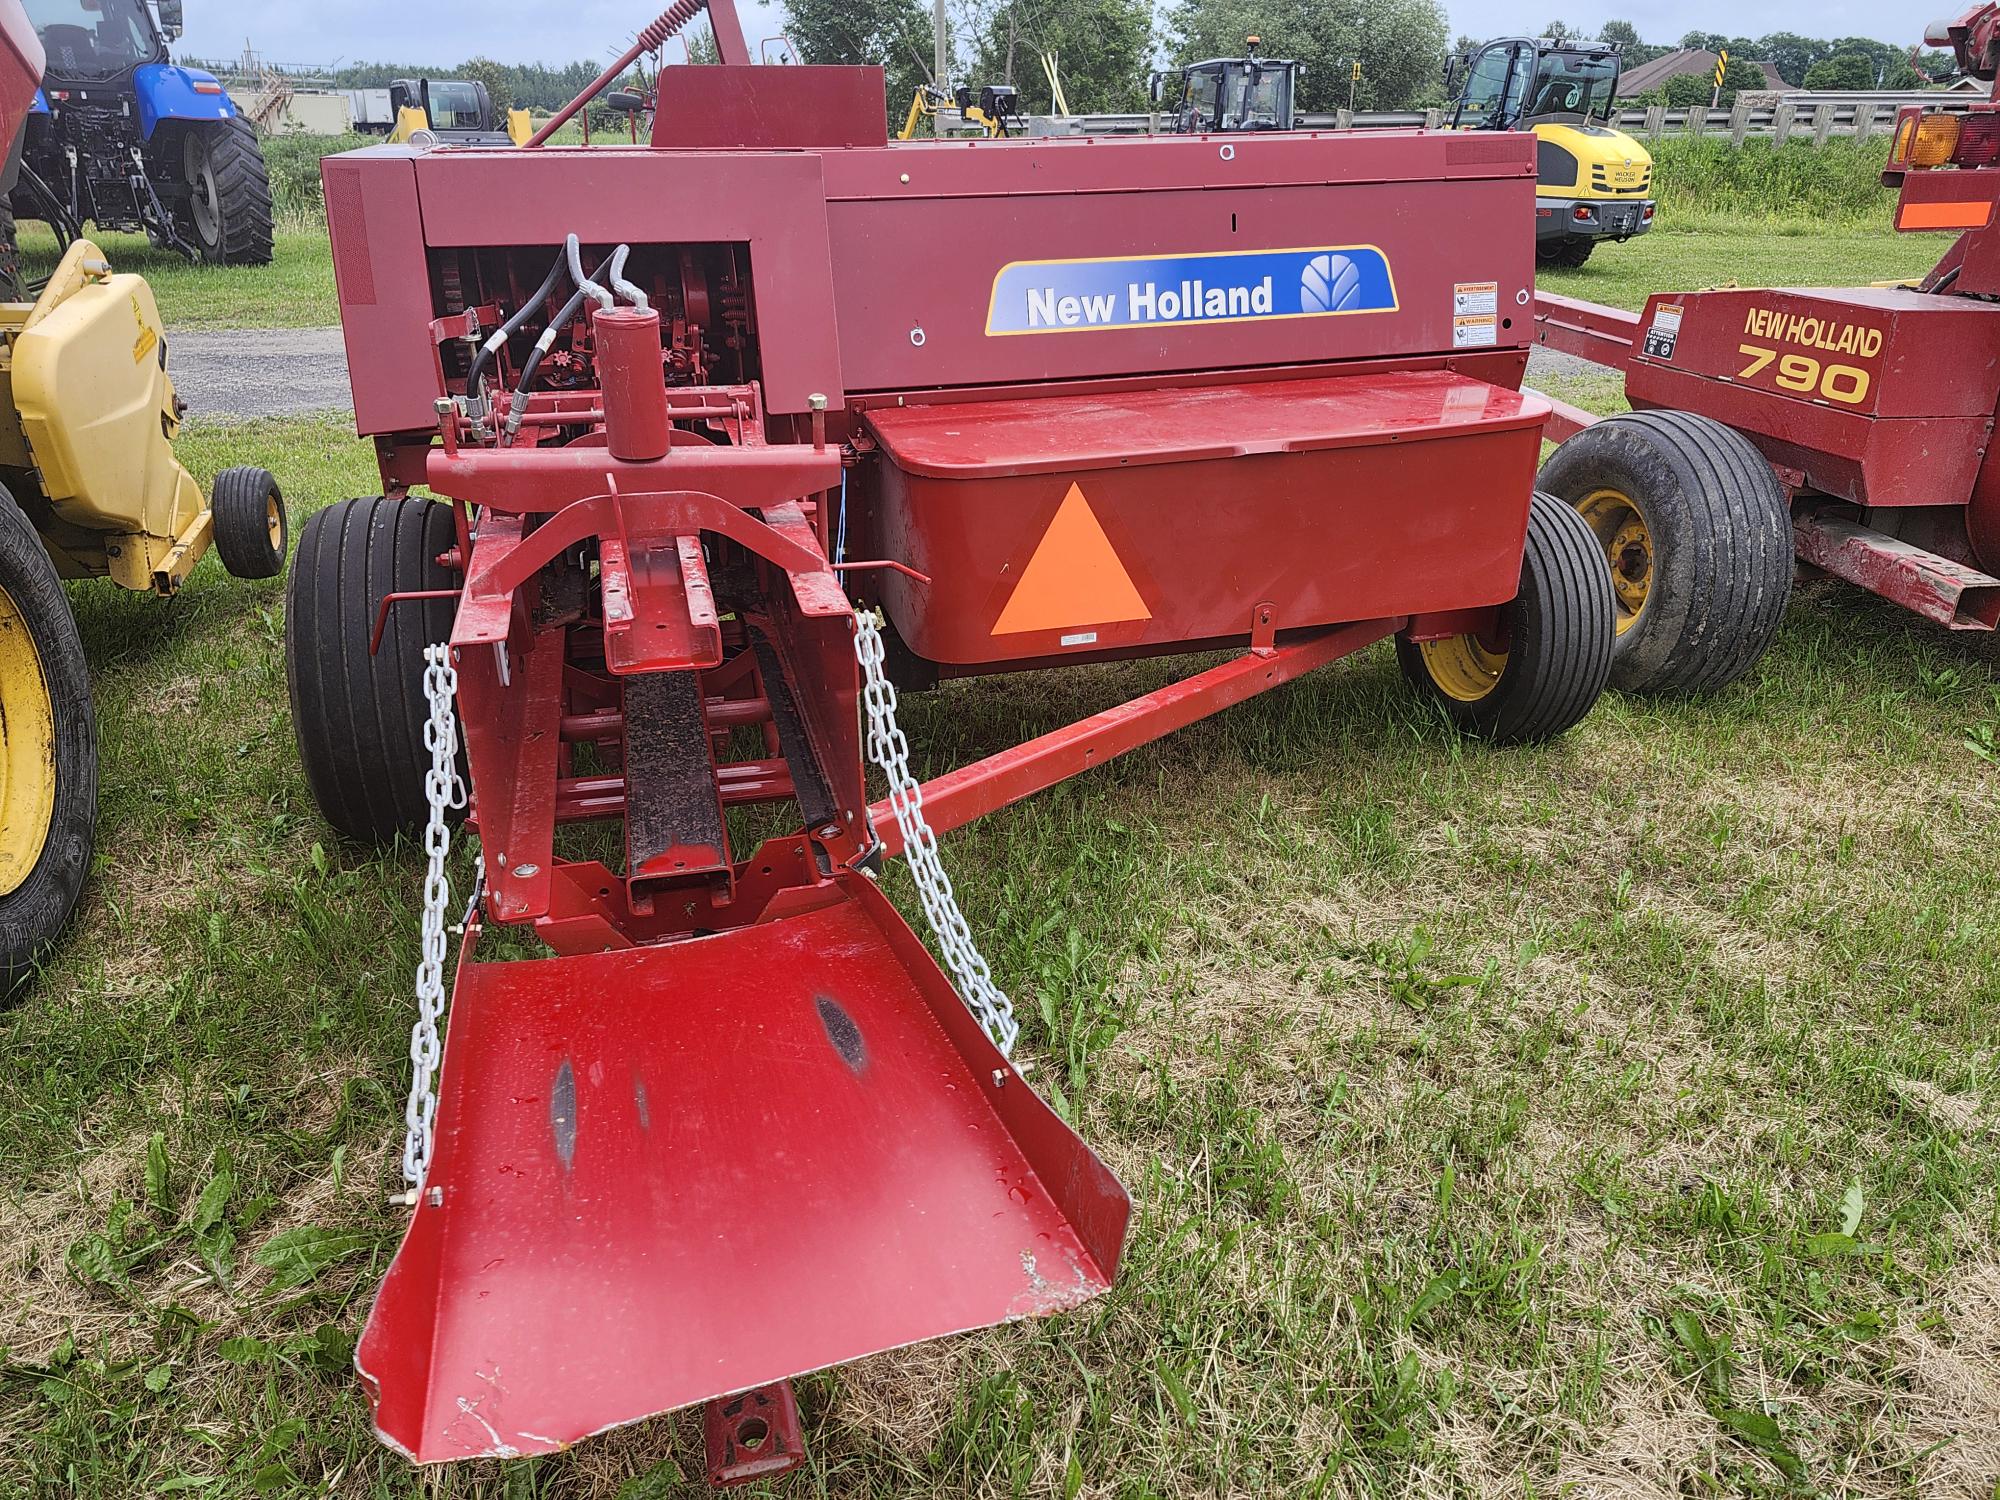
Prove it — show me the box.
[210,466,288,580]
[1397,491,1615,744]
[1537,238,1594,269]
[0,196,20,303]
[286,497,460,844]
[1538,410,1793,696]
[182,117,274,266]
[0,490,96,991]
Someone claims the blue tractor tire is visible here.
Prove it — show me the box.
[177,116,272,265]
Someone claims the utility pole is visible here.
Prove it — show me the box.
[934,0,948,89]
[1005,7,1016,86]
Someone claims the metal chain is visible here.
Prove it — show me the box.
[403,643,469,1189]
[854,611,1021,1057]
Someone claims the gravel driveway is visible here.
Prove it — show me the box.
[172,326,353,421]
[168,328,1602,423]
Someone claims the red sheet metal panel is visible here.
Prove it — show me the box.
[323,151,443,438]
[651,63,888,148]
[358,874,1128,1462]
[1625,286,2000,421]
[821,132,1537,394]
[867,368,1543,475]
[864,371,1547,665]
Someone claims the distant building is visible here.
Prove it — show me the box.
[1617,49,1787,98]
[233,87,352,136]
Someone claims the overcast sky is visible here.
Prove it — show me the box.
[173,1,1928,72]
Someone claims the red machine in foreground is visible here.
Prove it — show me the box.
[288,0,1613,1476]
[1529,7,2000,694]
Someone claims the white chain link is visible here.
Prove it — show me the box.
[403,643,469,1189]
[855,611,1021,1057]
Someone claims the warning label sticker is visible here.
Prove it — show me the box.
[1453,314,1499,349]
[1454,281,1500,317]
[1643,302,1684,361]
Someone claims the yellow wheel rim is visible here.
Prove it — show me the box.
[0,584,54,897]
[264,493,283,550]
[1417,633,1509,703]
[1576,488,1652,636]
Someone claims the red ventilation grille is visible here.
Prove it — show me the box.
[1445,135,1531,166]
[325,168,376,308]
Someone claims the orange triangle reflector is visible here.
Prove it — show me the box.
[992,484,1151,636]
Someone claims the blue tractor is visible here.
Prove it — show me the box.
[1,0,272,287]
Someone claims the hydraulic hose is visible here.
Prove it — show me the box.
[466,247,571,401]
[607,245,650,310]
[567,233,616,313]
[506,247,625,437]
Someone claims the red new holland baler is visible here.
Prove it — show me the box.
[1525,6,2000,696]
[288,0,1613,1476]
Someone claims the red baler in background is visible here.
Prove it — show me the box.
[286,0,1615,1477]
[1529,5,2000,695]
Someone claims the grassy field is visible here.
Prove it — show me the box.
[1538,225,1941,313]
[17,224,338,331]
[2,233,1997,1496]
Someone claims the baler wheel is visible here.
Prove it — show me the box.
[1397,491,1614,744]
[1538,411,1793,696]
[0,491,96,991]
[286,497,461,844]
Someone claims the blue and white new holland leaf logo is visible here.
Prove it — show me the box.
[986,246,1398,336]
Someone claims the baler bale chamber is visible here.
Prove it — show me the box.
[286,0,1615,1475]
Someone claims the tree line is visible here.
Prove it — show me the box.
[242,7,1956,125]
[786,1,1955,117]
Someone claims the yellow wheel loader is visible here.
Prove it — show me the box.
[1448,37,1656,267]
[0,235,287,983]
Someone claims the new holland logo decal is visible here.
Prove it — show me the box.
[985,246,1399,336]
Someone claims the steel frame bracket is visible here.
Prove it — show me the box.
[1250,600,1278,655]
[703,1382,806,1487]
